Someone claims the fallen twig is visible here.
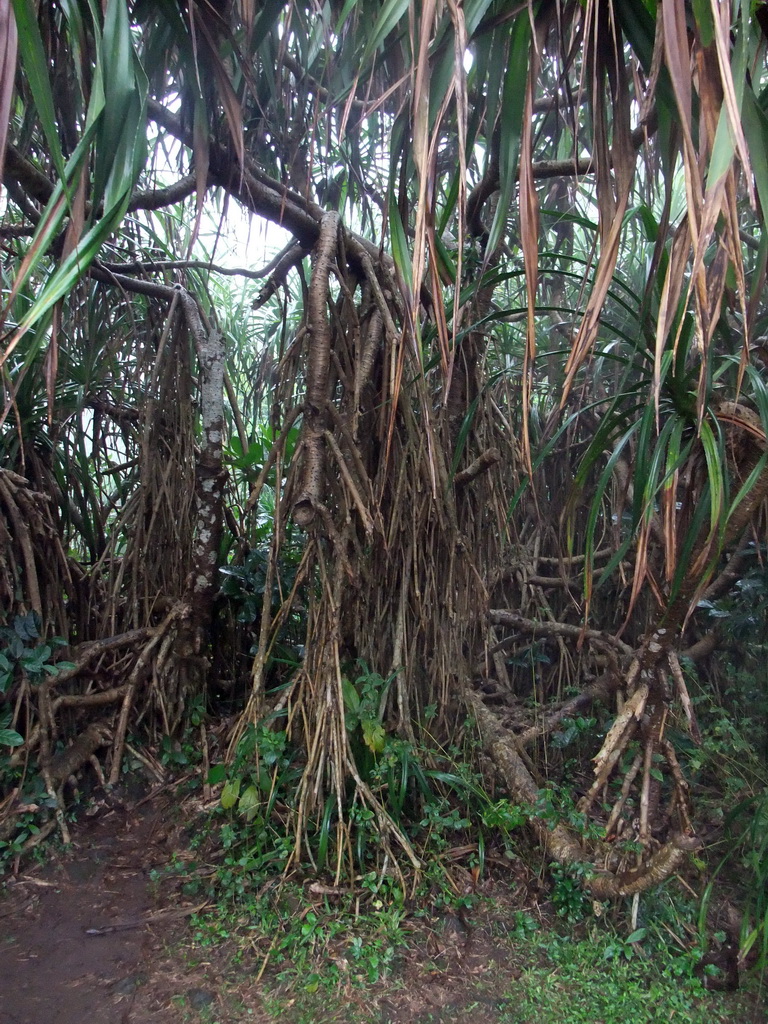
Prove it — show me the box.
[85,901,210,936]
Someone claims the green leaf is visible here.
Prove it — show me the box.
[342,677,360,716]
[359,0,409,68]
[220,777,241,810]
[0,728,23,747]
[691,0,715,48]
[448,396,480,484]
[237,784,260,819]
[741,88,768,227]
[486,15,530,258]
[252,0,292,54]
[207,764,227,785]
[388,189,413,296]
[47,661,77,675]
[11,0,69,187]
[14,612,40,641]
[699,418,724,535]
[316,794,335,870]
[20,645,52,676]
[93,0,142,208]
[362,719,386,754]
[464,0,496,37]
[727,452,768,530]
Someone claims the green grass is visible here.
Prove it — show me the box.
[505,932,764,1024]
[189,915,766,1024]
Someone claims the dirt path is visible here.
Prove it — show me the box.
[2,800,765,1024]
[0,801,185,1024]
[0,801,535,1024]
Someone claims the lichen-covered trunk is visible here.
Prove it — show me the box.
[182,304,226,666]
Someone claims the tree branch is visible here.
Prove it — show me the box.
[127,174,198,212]
[4,145,200,216]
[146,100,389,276]
[454,448,501,487]
[489,610,633,658]
[147,99,323,248]
[98,248,302,281]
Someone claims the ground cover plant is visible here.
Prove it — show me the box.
[2,0,768,1013]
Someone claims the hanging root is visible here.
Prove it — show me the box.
[579,679,648,815]
[604,752,643,837]
[108,605,187,784]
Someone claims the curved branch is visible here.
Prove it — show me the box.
[680,630,720,662]
[147,99,322,248]
[4,145,200,215]
[3,145,52,204]
[0,224,35,238]
[281,52,369,118]
[44,627,152,687]
[127,174,198,212]
[98,257,284,280]
[147,101,390,278]
[252,242,308,309]
[466,113,657,237]
[454,448,501,487]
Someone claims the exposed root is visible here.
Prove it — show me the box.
[108,606,185,785]
[465,690,586,866]
[588,834,702,899]
[467,688,702,899]
[1,720,111,845]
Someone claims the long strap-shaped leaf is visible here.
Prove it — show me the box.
[1,0,147,368]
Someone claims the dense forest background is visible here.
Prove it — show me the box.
[1,0,768,984]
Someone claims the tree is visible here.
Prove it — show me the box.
[2,0,768,896]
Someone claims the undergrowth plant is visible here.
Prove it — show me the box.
[161,671,536,985]
[511,928,751,1024]
[0,613,76,870]
[698,787,768,975]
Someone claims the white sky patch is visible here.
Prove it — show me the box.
[193,195,292,272]
[144,128,293,272]
[217,197,291,265]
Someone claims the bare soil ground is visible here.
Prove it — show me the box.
[1,794,765,1024]
[0,798,185,1023]
[0,792,536,1023]
[0,796,523,1023]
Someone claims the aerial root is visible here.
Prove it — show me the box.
[108,605,187,785]
[467,647,700,900]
